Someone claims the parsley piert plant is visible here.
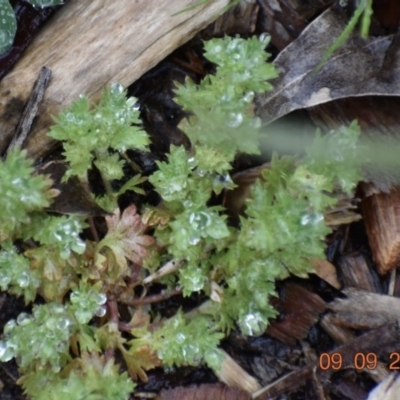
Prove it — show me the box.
[0,35,362,399]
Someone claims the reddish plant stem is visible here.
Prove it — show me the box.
[118,322,132,333]
[125,287,183,307]
[88,216,99,242]
[107,295,119,324]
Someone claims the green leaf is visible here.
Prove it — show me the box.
[48,84,150,182]
[20,353,135,400]
[175,35,278,160]
[152,310,224,367]
[0,148,53,239]
[0,0,17,56]
[0,243,41,303]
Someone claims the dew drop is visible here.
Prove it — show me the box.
[227,112,243,128]
[213,45,222,53]
[300,212,324,226]
[56,317,71,330]
[95,306,107,317]
[3,319,16,334]
[189,235,200,245]
[243,91,255,103]
[240,312,267,336]
[110,83,124,95]
[258,32,270,45]
[0,341,14,362]
[17,272,30,288]
[51,365,61,373]
[16,313,30,326]
[96,293,107,305]
[176,333,186,344]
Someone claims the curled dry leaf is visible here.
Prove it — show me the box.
[104,205,155,269]
[255,7,400,125]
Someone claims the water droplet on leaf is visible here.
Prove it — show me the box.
[227,112,243,128]
[17,313,30,326]
[259,32,270,45]
[300,212,324,226]
[176,333,186,343]
[17,272,30,288]
[240,312,267,336]
[95,306,107,317]
[243,91,255,103]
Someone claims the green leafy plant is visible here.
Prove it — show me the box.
[47,83,150,211]
[0,34,363,399]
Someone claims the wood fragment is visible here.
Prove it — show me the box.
[254,322,400,399]
[320,314,389,383]
[328,288,400,329]
[156,383,251,400]
[337,253,380,292]
[3,66,51,158]
[218,349,261,394]
[361,188,400,274]
[0,0,230,160]
[267,283,325,345]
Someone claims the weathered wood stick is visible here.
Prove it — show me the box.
[0,0,230,160]
[3,66,51,159]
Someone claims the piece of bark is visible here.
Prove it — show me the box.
[337,253,380,293]
[332,379,369,400]
[361,188,400,275]
[218,349,261,393]
[328,288,400,329]
[254,322,400,399]
[156,383,251,400]
[0,0,230,160]
[320,313,389,383]
[267,283,326,345]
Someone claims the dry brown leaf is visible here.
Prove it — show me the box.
[256,7,400,125]
[157,383,251,400]
[311,258,341,289]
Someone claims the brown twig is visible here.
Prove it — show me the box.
[3,66,52,159]
[123,287,183,307]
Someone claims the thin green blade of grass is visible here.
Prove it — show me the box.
[360,0,373,38]
[314,2,367,73]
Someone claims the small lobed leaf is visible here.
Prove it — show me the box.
[102,205,155,270]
